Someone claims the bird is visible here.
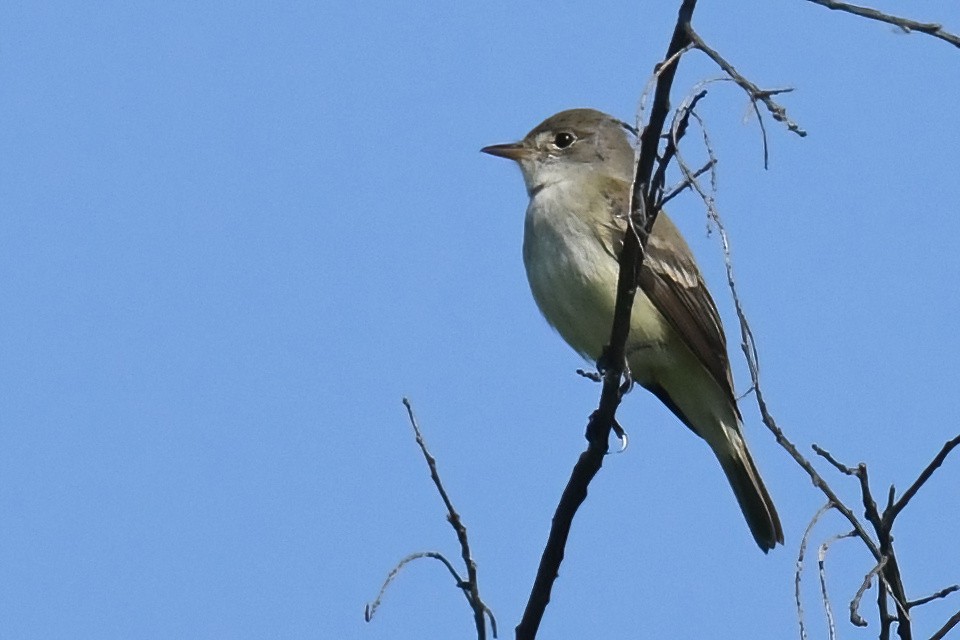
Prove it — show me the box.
[481,108,783,551]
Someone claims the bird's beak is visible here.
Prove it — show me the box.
[480,142,530,161]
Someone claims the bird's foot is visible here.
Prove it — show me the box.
[595,349,634,395]
[576,368,602,383]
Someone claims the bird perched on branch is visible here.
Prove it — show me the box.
[482,108,783,552]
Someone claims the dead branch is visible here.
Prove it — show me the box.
[797,502,835,640]
[889,434,960,522]
[365,551,466,622]
[684,25,806,137]
[366,400,496,639]
[805,0,960,49]
[818,532,857,640]
[931,609,960,640]
[402,398,496,639]
[907,585,959,610]
[851,557,888,628]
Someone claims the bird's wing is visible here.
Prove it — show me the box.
[640,215,738,412]
[592,181,738,410]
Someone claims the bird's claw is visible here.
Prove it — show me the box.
[611,419,629,454]
[585,411,629,454]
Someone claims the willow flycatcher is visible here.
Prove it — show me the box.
[481,108,783,551]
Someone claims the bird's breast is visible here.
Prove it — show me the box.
[521,186,671,370]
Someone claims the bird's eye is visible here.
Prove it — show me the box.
[553,132,576,149]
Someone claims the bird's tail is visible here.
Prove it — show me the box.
[717,430,784,553]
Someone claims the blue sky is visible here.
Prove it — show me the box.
[2,1,959,638]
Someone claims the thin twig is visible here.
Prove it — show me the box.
[931,609,960,640]
[851,557,888,627]
[796,502,834,640]
[888,434,960,522]
[749,98,771,169]
[660,159,716,207]
[636,43,695,138]
[907,584,960,610]
[706,194,881,560]
[805,0,960,49]
[365,551,465,622]
[652,88,709,208]
[670,108,717,218]
[402,398,495,639]
[818,531,857,640]
[684,25,807,137]
[844,461,912,640]
[879,569,910,625]
[671,112,881,560]
[855,463,883,533]
[812,444,858,475]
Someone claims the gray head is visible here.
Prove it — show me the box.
[481,108,636,194]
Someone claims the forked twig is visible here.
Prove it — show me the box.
[366,400,496,638]
[401,398,496,639]
[684,25,806,137]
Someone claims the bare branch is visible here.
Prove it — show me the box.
[850,557,888,628]
[401,398,495,639]
[748,98,771,169]
[854,463,884,533]
[663,87,889,570]
[519,4,959,639]
[881,572,910,625]
[907,584,960,610]
[659,159,716,207]
[652,88,709,208]
[931,609,960,640]
[636,43,695,135]
[812,444,858,476]
[796,502,834,640]
[805,0,960,49]
[888,434,960,522]
[684,25,807,137]
[365,551,466,622]
[818,531,857,640]
[702,162,881,560]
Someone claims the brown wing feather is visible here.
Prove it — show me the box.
[639,214,739,414]
[590,178,737,411]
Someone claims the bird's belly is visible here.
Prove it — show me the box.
[523,230,671,382]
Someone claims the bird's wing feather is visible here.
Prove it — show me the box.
[593,179,738,412]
